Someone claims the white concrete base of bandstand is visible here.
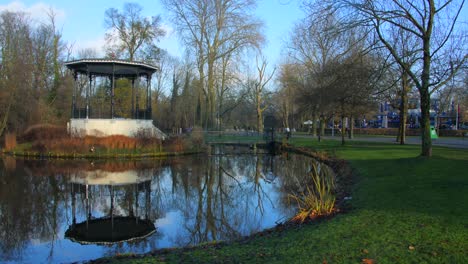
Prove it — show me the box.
[68,118,166,139]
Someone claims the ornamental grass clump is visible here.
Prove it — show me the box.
[289,162,336,223]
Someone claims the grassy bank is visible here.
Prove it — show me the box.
[3,126,206,159]
[95,139,468,264]
[2,148,204,159]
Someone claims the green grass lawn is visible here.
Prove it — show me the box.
[100,138,468,264]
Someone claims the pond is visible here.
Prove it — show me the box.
[0,145,329,263]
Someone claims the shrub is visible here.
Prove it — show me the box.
[190,126,204,145]
[135,129,162,149]
[20,124,68,142]
[18,125,165,154]
[100,135,132,149]
[32,137,87,153]
[163,136,187,152]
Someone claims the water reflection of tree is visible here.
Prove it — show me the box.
[153,151,294,247]
[0,151,325,262]
[276,154,331,193]
[0,159,68,262]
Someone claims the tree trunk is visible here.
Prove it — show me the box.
[196,50,205,127]
[348,116,354,139]
[320,116,326,136]
[203,95,209,130]
[420,88,432,156]
[207,55,216,129]
[196,93,202,127]
[419,2,434,157]
[283,101,289,129]
[312,112,318,137]
[318,115,326,142]
[341,115,345,145]
[398,71,409,145]
[257,104,263,133]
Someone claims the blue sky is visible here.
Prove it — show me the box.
[0,0,304,66]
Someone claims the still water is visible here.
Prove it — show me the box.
[0,146,320,263]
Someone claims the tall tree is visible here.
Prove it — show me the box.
[288,12,350,137]
[318,51,376,145]
[251,55,275,133]
[0,12,34,135]
[309,0,468,156]
[1,10,71,136]
[277,62,302,130]
[162,0,264,128]
[104,2,165,61]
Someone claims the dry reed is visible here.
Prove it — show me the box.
[4,133,17,151]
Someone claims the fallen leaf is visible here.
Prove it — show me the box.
[362,258,375,264]
[409,245,415,250]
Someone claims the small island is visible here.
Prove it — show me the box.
[2,59,205,159]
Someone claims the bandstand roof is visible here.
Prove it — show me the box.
[65,216,156,245]
[64,59,158,78]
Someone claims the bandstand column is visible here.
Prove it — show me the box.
[71,183,76,226]
[85,184,90,229]
[135,184,139,224]
[110,185,114,230]
[111,64,115,119]
[72,72,77,118]
[131,78,135,118]
[147,74,152,119]
[87,74,92,119]
[136,75,140,119]
[145,181,150,220]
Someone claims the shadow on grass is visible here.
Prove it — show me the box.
[348,156,467,219]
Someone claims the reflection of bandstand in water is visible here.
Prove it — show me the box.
[66,170,155,245]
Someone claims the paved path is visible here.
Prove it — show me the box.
[294,134,468,149]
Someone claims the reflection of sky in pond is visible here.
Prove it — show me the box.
[0,147,323,263]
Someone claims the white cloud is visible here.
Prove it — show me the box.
[158,23,183,57]
[161,23,174,37]
[0,1,66,24]
[70,36,107,58]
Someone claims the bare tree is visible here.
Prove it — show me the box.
[277,62,303,130]
[332,55,376,144]
[77,48,99,59]
[288,12,356,137]
[251,55,275,133]
[162,0,264,128]
[151,50,176,123]
[0,9,73,136]
[104,2,165,61]
[309,0,468,156]
[0,12,34,135]
[215,52,244,130]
